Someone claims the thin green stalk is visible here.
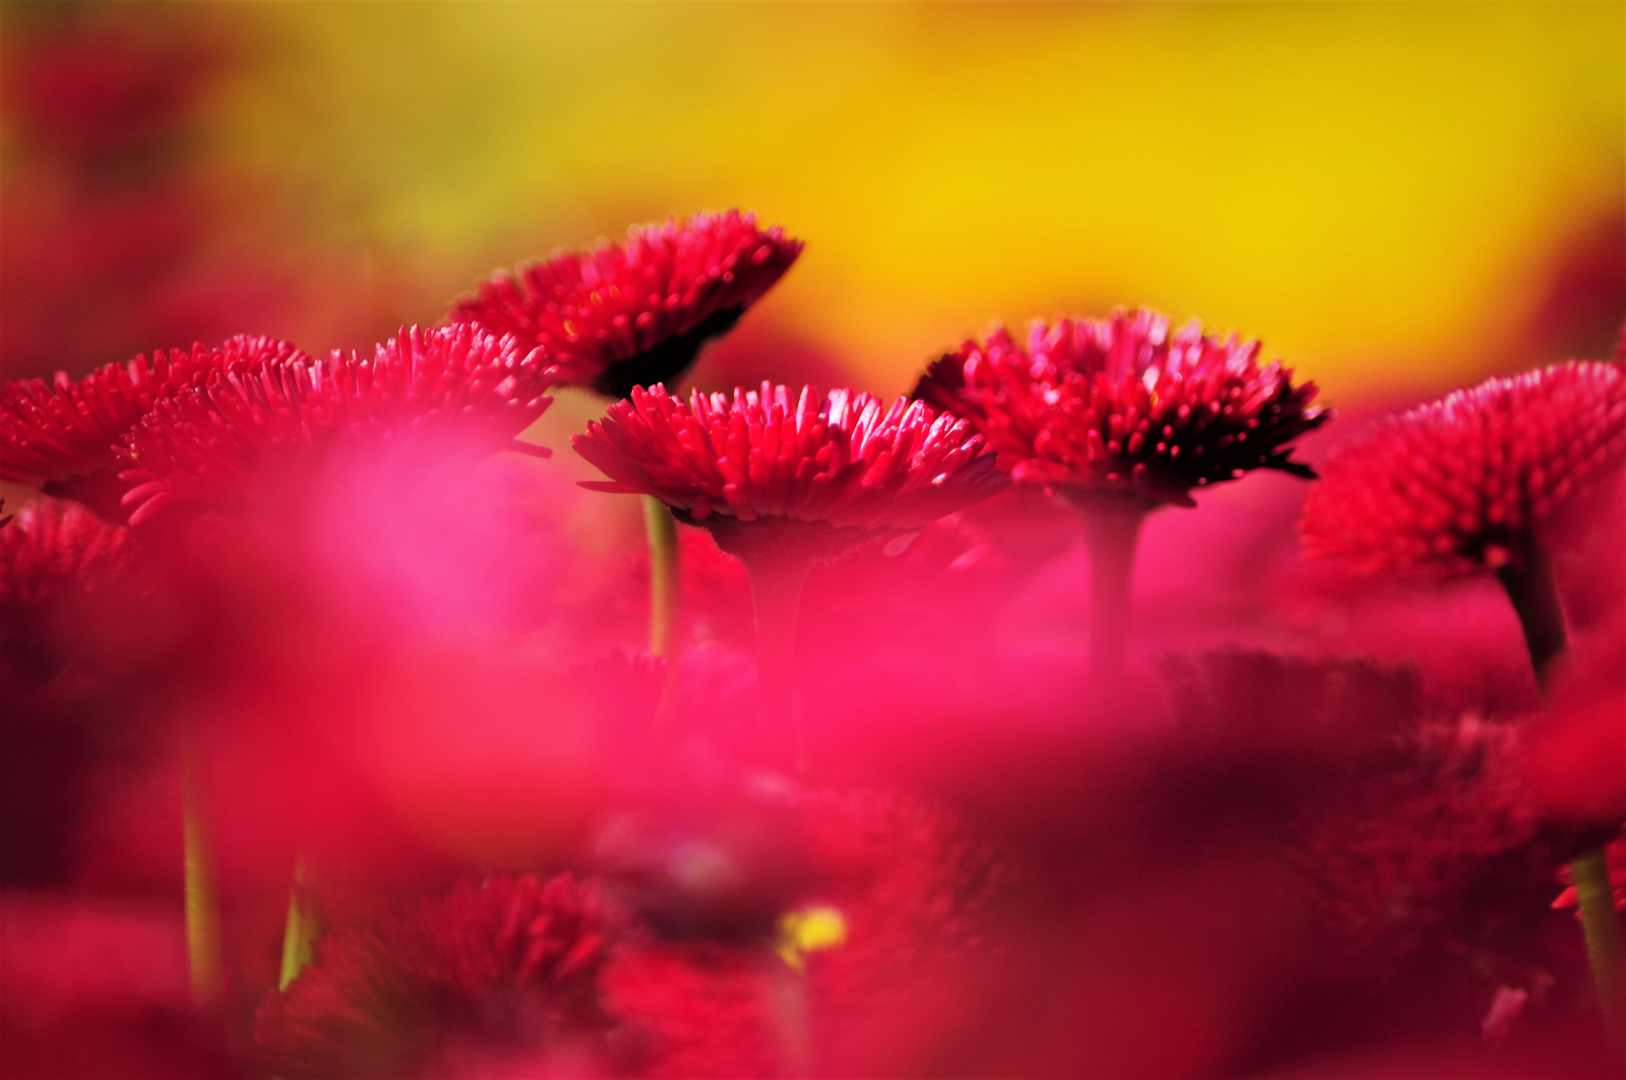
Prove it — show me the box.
[1496,543,1623,1053]
[181,733,222,1010]
[644,496,683,724]
[643,496,681,658]
[1571,846,1625,1054]
[278,854,320,990]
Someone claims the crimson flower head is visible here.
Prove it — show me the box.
[0,496,142,687]
[117,325,553,525]
[913,309,1328,508]
[1300,361,1626,576]
[572,383,1007,559]
[254,875,623,1080]
[0,497,137,615]
[0,335,307,515]
[449,210,803,399]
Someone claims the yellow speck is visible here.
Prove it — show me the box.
[775,905,848,972]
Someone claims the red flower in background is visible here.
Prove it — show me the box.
[449,210,803,399]
[573,382,1006,555]
[0,496,152,689]
[1,498,161,886]
[1300,361,1626,576]
[0,335,307,517]
[913,309,1328,508]
[1287,712,1548,974]
[117,325,553,524]
[255,875,623,1080]
[0,497,139,619]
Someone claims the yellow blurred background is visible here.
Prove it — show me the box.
[4,1,1622,405]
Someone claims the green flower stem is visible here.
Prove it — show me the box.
[1571,846,1625,1054]
[180,732,222,1010]
[643,496,684,723]
[1496,543,1623,1054]
[1079,500,1150,697]
[278,854,320,990]
[743,552,812,774]
[644,496,682,658]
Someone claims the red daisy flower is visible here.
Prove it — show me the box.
[254,875,623,1080]
[0,496,138,618]
[448,210,803,399]
[1300,361,1626,576]
[117,325,553,525]
[572,382,1006,559]
[913,309,1328,509]
[0,496,150,686]
[0,335,307,515]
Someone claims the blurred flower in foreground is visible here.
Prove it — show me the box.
[0,335,308,519]
[1289,712,1547,974]
[255,875,622,1079]
[1301,361,1626,578]
[0,895,239,1079]
[118,324,552,524]
[601,786,1005,1078]
[1300,358,1626,1053]
[450,210,802,399]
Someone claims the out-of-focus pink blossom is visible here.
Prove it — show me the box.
[0,895,239,1078]
[1523,622,1626,828]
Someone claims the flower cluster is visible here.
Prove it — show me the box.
[451,210,803,398]
[6,201,1626,1080]
[914,310,1328,507]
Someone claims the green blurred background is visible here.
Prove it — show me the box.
[3,1,1622,405]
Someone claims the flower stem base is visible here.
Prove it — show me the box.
[278,854,321,990]
[1571,844,1625,1055]
[181,733,222,1011]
